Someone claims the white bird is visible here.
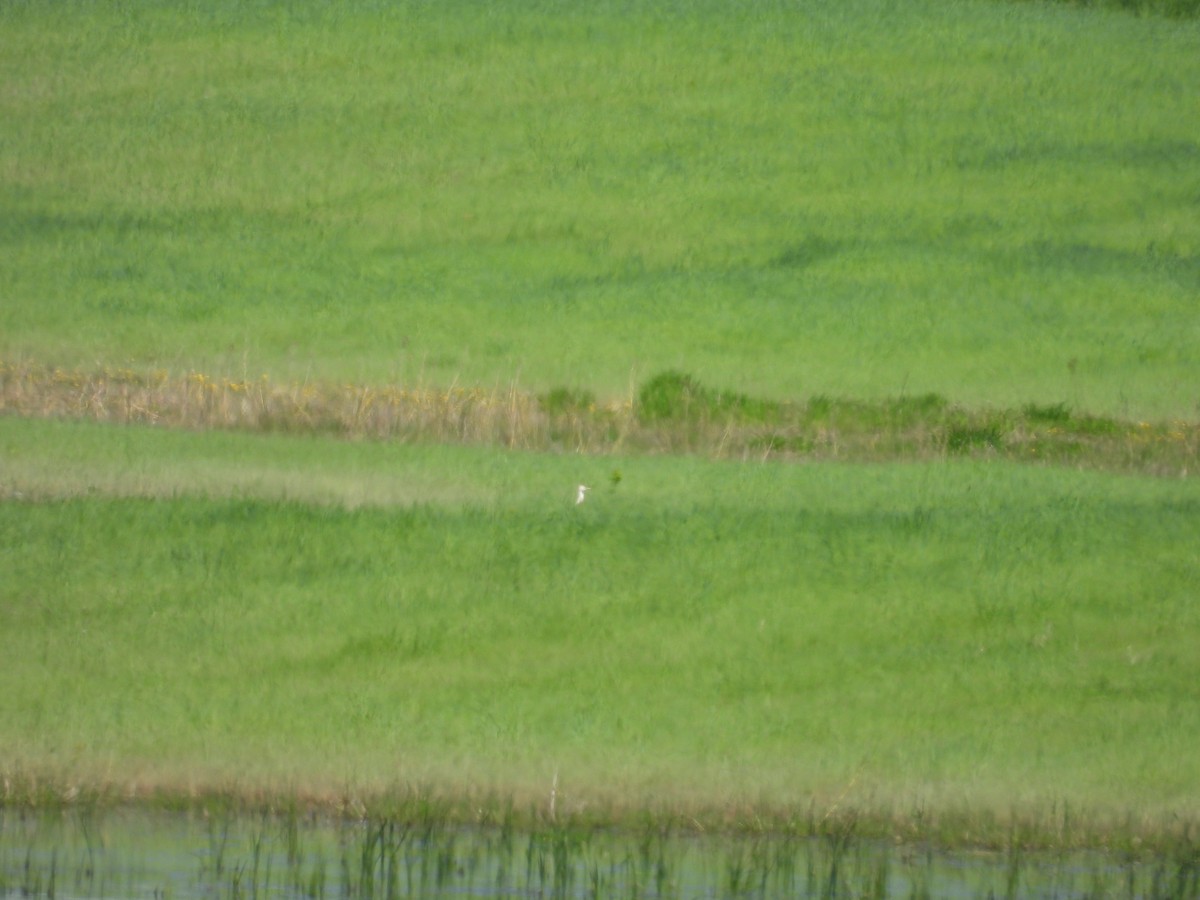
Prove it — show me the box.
[576,484,590,505]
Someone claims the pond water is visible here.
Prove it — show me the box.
[0,805,1191,898]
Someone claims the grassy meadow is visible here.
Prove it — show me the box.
[2,0,1199,417]
[3,0,1200,859]
[4,415,1200,843]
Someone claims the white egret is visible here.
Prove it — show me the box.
[576,484,590,505]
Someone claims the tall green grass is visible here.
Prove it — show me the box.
[3,417,1198,829]
[2,0,1198,416]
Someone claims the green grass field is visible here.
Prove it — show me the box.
[3,0,1198,416]
[3,0,1200,854]
[3,416,1199,839]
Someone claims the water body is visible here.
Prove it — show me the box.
[0,805,1190,898]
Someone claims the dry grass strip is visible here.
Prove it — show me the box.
[2,360,1195,476]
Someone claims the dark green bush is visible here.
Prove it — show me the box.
[637,371,711,422]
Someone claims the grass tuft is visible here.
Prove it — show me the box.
[946,423,1007,454]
